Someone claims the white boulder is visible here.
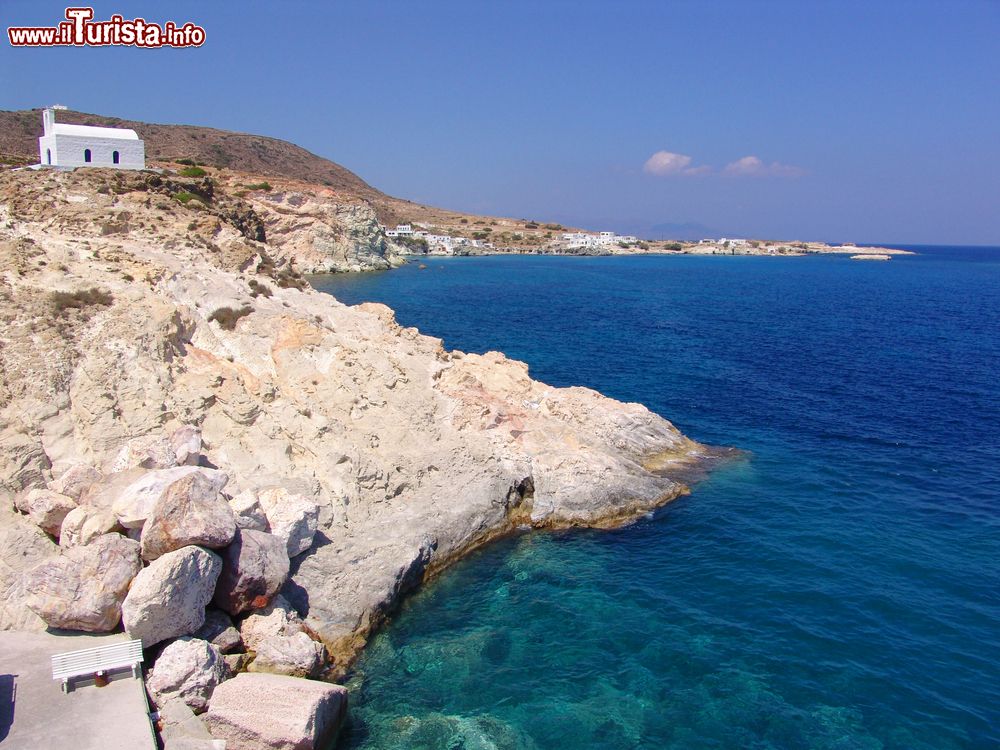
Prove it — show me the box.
[122,545,222,647]
[256,488,319,558]
[147,637,228,713]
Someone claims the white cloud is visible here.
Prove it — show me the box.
[723,155,804,177]
[643,150,710,177]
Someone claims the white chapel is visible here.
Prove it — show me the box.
[38,107,145,170]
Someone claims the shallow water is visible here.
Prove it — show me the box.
[312,248,1000,749]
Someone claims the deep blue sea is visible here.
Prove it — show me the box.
[311,247,1000,750]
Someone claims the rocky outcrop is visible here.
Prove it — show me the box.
[147,637,228,714]
[203,673,348,750]
[252,190,404,273]
[23,533,141,631]
[122,545,222,647]
[0,166,707,677]
[140,471,237,560]
[213,530,289,616]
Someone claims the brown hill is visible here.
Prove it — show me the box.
[0,107,579,241]
[0,108,385,198]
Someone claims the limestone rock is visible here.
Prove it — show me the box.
[0,505,59,631]
[23,533,141,631]
[48,462,103,500]
[157,697,222,750]
[112,466,229,529]
[228,489,269,532]
[58,504,120,548]
[203,673,348,750]
[194,608,243,654]
[239,595,303,651]
[19,488,77,535]
[213,529,289,616]
[110,434,178,473]
[256,488,319,558]
[249,632,325,678]
[170,425,203,466]
[122,545,222,647]
[147,637,228,713]
[140,471,237,560]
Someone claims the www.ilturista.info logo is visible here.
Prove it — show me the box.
[7,7,205,48]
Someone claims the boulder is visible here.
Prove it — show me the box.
[122,545,222,647]
[228,490,269,532]
[203,673,348,750]
[213,529,289,616]
[249,632,325,679]
[112,466,229,529]
[147,637,228,713]
[140,472,237,560]
[157,697,221,750]
[256,488,319,558]
[194,608,243,654]
[238,595,303,651]
[48,462,103,500]
[0,505,60,631]
[170,425,203,466]
[110,434,179,473]
[19,488,77,536]
[58,505,120,548]
[23,533,141,631]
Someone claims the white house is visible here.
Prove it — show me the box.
[38,107,145,170]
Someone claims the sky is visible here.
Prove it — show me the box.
[2,0,999,244]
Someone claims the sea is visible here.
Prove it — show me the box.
[310,246,1000,750]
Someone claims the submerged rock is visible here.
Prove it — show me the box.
[23,532,141,631]
[122,545,222,647]
[203,672,348,750]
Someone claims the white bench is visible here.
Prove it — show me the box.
[51,639,144,693]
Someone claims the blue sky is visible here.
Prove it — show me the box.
[2,0,998,244]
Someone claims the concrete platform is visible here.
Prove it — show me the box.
[0,630,156,750]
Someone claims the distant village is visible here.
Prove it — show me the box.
[378,222,890,259]
[383,223,642,256]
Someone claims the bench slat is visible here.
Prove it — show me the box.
[51,639,144,681]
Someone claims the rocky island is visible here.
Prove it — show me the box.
[0,164,710,748]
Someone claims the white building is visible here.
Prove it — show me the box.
[38,107,145,169]
[561,230,638,249]
[385,224,414,238]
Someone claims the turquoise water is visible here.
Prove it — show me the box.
[312,248,1000,749]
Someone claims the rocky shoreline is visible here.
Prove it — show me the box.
[0,166,712,749]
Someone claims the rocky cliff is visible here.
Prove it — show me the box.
[0,166,709,689]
